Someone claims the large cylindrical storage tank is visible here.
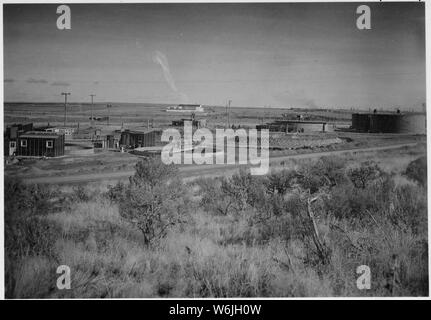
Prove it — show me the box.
[352,113,359,129]
[369,114,399,133]
[396,114,426,134]
[352,113,370,132]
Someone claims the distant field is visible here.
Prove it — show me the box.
[4,102,353,129]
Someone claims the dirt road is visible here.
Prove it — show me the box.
[22,142,419,185]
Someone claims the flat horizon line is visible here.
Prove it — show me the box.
[4,101,415,112]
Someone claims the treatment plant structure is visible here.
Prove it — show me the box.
[351,112,426,134]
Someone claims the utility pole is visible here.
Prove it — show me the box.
[228,100,232,128]
[107,104,112,126]
[90,94,96,127]
[225,103,229,128]
[226,99,232,128]
[61,92,71,126]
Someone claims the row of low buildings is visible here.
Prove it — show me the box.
[5,111,426,158]
[256,119,333,133]
[91,128,162,150]
[4,123,163,158]
[166,104,205,113]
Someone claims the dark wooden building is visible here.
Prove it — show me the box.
[16,131,65,157]
[120,129,162,149]
[4,123,34,156]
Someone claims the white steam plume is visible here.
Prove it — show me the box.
[152,50,188,102]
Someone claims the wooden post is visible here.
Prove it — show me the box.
[307,196,329,264]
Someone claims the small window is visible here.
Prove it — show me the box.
[10,141,16,148]
[46,140,53,148]
[21,140,27,147]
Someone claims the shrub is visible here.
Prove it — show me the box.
[130,157,177,188]
[388,184,427,235]
[4,178,60,225]
[195,178,234,215]
[220,169,268,213]
[325,184,375,219]
[5,215,62,298]
[106,181,127,203]
[265,169,297,195]
[5,216,61,259]
[72,185,90,202]
[347,161,383,189]
[249,192,308,243]
[5,256,57,299]
[119,158,187,246]
[404,156,427,187]
[297,156,347,193]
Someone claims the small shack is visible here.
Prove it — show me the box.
[93,133,121,150]
[16,131,65,157]
[120,129,162,149]
[172,118,207,128]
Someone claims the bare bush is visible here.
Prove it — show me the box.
[106,181,127,202]
[212,170,268,215]
[4,178,58,221]
[72,185,90,202]
[297,156,347,193]
[404,156,427,187]
[265,169,297,195]
[347,161,383,189]
[194,177,234,215]
[119,158,188,246]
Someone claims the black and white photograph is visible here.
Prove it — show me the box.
[1,1,429,300]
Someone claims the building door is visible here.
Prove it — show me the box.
[9,141,16,156]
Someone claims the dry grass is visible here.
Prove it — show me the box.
[4,150,428,298]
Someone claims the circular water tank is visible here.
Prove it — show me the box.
[352,113,370,132]
[396,114,426,134]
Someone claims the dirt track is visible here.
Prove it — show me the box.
[21,142,419,185]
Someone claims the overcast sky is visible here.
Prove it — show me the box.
[3,3,425,110]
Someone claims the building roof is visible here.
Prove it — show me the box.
[352,112,409,116]
[46,126,76,130]
[272,120,328,124]
[19,131,64,139]
[7,123,33,128]
[123,127,162,135]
